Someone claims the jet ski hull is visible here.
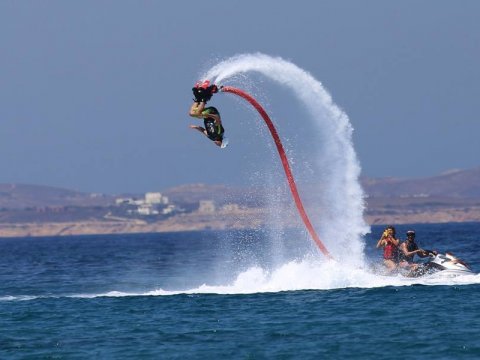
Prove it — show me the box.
[406,252,474,278]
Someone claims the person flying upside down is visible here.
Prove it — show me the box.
[398,230,431,271]
[189,80,228,148]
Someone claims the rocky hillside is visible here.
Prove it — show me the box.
[361,167,480,198]
[1,166,479,210]
[0,184,114,209]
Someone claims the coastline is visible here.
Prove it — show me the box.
[1,206,480,238]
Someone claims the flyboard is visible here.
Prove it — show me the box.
[220,137,229,149]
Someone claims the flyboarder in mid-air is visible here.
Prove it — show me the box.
[189,80,228,148]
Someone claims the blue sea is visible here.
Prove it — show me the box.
[1,223,479,359]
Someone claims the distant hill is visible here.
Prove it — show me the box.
[1,166,479,210]
[0,184,114,209]
[165,167,480,204]
[361,167,480,198]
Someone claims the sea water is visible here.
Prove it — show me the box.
[1,223,479,359]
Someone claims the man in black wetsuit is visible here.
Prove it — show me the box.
[398,230,430,269]
[189,81,228,148]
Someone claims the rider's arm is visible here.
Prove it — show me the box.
[416,249,430,258]
[400,243,422,257]
[376,230,389,248]
[400,243,413,256]
[189,102,206,118]
[390,237,400,246]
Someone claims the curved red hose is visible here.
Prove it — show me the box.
[221,86,332,259]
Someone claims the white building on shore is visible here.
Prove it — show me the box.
[117,192,170,216]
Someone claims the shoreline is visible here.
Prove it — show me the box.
[1,207,480,238]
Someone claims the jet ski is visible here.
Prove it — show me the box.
[406,252,473,278]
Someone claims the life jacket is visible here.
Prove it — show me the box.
[383,238,399,261]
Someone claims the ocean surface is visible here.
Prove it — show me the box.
[1,223,480,359]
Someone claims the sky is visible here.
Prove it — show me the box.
[0,1,479,194]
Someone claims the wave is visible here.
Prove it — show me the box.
[2,261,479,302]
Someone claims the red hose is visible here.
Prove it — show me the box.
[221,86,332,259]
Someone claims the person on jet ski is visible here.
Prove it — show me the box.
[398,230,435,270]
[376,225,400,272]
[189,80,228,148]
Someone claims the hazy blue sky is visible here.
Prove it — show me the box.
[1,1,479,194]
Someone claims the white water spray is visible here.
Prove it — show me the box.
[205,53,369,265]
[2,270,480,301]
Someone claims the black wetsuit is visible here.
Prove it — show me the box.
[202,107,224,142]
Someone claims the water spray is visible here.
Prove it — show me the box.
[221,85,332,259]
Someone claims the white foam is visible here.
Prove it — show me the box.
[68,260,480,299]
[2,260,478,302]
[0,295,48,302]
